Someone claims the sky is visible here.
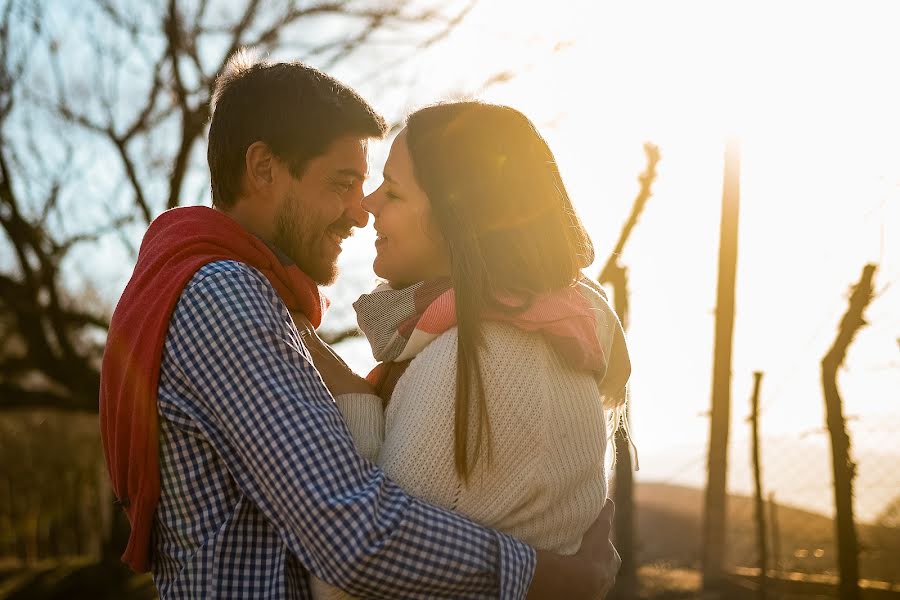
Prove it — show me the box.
[21,0,897,522]
[314,0,900,521]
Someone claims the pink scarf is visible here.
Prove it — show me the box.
[354,277,627,403]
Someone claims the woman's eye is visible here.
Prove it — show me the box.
[386,190,400,201]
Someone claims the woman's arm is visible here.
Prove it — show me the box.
[292,313,386,461]
[332,393,384,462]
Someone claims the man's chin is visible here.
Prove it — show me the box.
[306,259,339,286]
[287,251,338,286]
[313,268,338,286]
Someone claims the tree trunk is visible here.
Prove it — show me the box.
[821,263,876,600]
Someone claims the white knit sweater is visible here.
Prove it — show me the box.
[312,322,609,599]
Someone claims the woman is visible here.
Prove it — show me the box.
[304,102,631,599]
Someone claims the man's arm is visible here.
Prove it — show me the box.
[164,263,533,598]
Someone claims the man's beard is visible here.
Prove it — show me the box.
[273,196,334,284]
[273,192,351,285]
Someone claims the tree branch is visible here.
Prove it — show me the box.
[0,381,93,412]
[599,142,660,283]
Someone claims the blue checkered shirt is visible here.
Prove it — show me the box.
[150,261,536,599]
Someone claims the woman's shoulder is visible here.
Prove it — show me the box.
[417,321,552,360]
[480,321,552,355]
[410,322,586,390]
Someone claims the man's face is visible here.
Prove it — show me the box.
[272,136,369,284]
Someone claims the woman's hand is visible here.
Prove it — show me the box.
[291,312,375,397]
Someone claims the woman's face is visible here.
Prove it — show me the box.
[362,130,451,288]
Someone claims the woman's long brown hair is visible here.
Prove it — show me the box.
[405,102,595,481]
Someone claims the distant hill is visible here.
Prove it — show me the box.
[633,482,900,582]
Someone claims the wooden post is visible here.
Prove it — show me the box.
[599,142,660,599]
[749,371,767,600]
[605,263,636,598]
[769,493,781,598]
[821,264,876,600]
[703,138,741,592]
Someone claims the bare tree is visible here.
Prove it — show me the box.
[0,0,478,412]
[822,263,876,600]
[0,0,112,411]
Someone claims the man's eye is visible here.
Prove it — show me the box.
[334,181,353,193]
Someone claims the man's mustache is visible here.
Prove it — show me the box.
[327,218,355,239]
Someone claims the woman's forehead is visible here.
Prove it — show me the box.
[385,131,413,178]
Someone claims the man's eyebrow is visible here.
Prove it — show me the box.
[336,168,367,180]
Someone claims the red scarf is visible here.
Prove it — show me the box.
[99,206,325,573]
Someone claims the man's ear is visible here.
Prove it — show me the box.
[244,141,274,193]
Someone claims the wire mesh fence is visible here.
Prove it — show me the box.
[724,417,900,585]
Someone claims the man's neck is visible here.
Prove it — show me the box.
[215,202,274,243]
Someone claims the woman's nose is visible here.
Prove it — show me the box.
[361,191,379,216]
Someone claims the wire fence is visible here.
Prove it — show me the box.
[724,417,900,585]
[1,379,897,596]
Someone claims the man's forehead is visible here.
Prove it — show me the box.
[321,135,369,177]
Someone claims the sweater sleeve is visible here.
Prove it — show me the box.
[333,393,384,462]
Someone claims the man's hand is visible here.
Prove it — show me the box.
[577,500,620,597]
[527,500,620,599]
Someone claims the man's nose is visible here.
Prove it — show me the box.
[344,189,369,228]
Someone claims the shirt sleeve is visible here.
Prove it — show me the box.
[161,263,536,599]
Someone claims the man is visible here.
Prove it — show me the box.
[99,52,620,599]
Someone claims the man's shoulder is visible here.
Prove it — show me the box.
[186,260,269,291]
[173,260,283,322]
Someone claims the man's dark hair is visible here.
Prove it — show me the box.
[208,50,387,208]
